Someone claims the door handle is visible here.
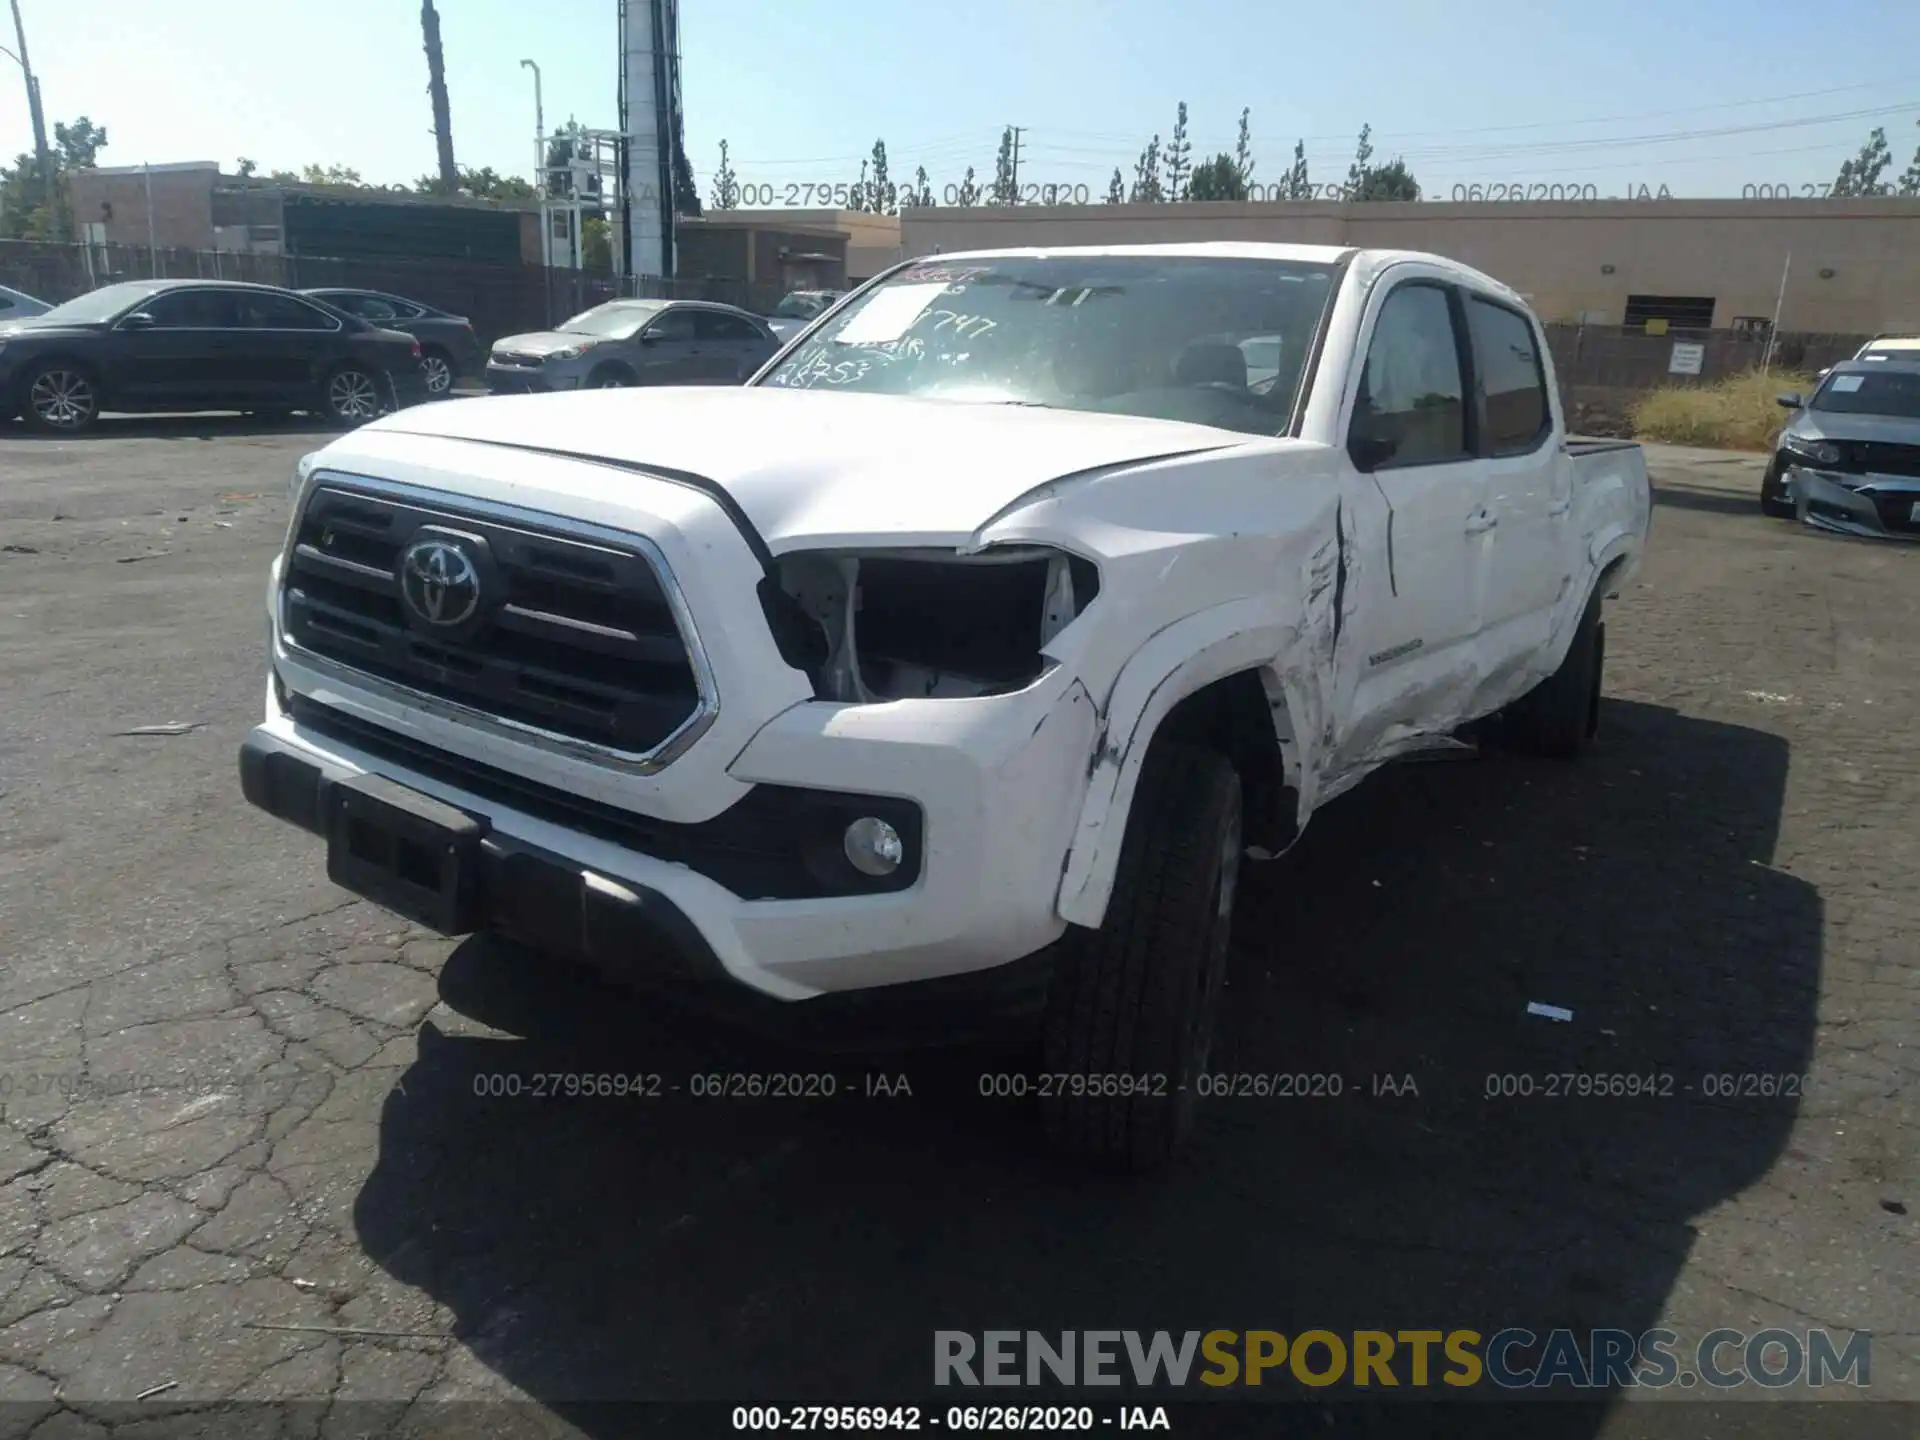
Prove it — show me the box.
[1465,509,1499,535]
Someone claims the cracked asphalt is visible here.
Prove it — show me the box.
[0,416,1914,1436]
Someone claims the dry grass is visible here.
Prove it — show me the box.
[1629,368,1816,451]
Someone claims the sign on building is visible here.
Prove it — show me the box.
[1668,342,1706,376]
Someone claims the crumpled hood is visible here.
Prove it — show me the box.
[360,386,1256,550]
[490,330,604,357]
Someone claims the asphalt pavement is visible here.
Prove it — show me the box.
[0,417,1914,1435]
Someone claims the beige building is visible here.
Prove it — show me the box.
[720,209,904,282]
[898,197,1920,335]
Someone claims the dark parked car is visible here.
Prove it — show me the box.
[300,288,479,398]
[485,299,779,394]
[0,280,426,434]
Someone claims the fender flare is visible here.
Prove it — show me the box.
[1055,598,1315,930]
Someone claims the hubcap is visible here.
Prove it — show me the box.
[328,371,379,419]
[29,370,93,428]
[422,355,452,394]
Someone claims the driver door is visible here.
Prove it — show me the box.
[114,288,242,404]
[1326,276,1493,773]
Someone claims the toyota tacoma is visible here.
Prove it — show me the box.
[240,243,1651,1168]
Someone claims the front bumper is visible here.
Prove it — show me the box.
[244,664,1097,1008]
[1786,465,1920,541]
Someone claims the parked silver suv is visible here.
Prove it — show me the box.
[486,299,778,393]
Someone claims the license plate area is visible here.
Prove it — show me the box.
[325,773,486,934]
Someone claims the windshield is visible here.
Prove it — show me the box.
[558,301,662,339]
[1812,370,1920,419]
[756,255,1339,436]
[28,282,163,326]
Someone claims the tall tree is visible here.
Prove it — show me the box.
[53,118,108,170]
[1233,107,1255,190]
[1129,134,1164,202]
[709,139,740,210]
[905,165,933,208]
[862,139,897,214]
[1284,139,1310,199]
[419,0,458,191]
[991,127,1017,205]
[1832,126,1894,196]
[1345,124,1374,199]
[1163,101,1192,202]
[1105,167,1126,203]
[1186,153,1245,202]
[847,157,870,212]
[672,114,701,216]
[953,165,982,206]
[1899,120,1920,197]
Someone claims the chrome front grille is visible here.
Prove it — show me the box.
[280,482,709,761]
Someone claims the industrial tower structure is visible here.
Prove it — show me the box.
[616,0,683,280]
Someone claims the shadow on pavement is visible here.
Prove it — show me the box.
[354,699,1821,1427]
[1649,481,1768,519]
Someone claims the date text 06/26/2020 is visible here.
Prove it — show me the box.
[647,179,1843,208]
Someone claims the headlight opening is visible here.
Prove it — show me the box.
[764,546,1099,702]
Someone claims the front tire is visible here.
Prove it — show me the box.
[587,365,635,389]
[1500,591,1604,758]
[319,366,382,427]
[22,362,101,434]
[1039,743,1243,1170]
[1760,457,1795,518]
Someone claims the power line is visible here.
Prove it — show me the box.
[1034,76,1920,148]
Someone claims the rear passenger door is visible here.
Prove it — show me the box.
[1466,294,1567,645]
[231,291,344,402]
[1341,279,1490,707]
[692,309,772,382]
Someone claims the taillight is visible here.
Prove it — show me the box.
[410,340,422,358]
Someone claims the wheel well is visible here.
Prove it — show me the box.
[589,360,636,382]
[1151,669,1297,854]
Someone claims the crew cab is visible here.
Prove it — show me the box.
[239,244,1650,1169]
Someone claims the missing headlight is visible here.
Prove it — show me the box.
[767,546,1099,702]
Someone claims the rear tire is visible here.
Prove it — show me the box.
[1039,743,1242,1171]
[420,347,455,398]
[1501,591,1604,758]
[1760,457,1795,518]
[319,365,382,427]
[22,361,101,434]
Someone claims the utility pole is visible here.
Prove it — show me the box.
[420,0,458,192]
[7,0,56,233]
[1009,125,1024,203]
[1762,250,1792,373]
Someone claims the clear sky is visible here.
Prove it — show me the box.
[3,0,1918,202]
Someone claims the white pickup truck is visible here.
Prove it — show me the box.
[240,243,1650,1168]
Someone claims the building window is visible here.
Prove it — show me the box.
[1623,295,1716,332]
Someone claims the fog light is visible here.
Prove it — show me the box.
[843,816,904,877]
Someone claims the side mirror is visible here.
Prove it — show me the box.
[119,311,156,331]
[1775,393,1803,410]
[1348,433,1398,473]
[637,331,660,345]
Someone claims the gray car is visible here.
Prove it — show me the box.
[485,299,778,394]
[1761,359,1920,540]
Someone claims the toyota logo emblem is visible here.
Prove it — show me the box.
[400,538,482,627]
